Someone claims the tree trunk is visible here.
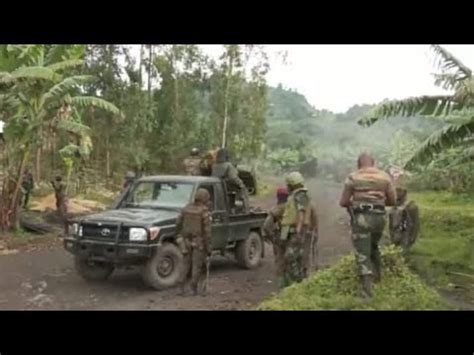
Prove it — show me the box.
[9,148,29,231]
[35,146,41,183]
[139,45,144,89]
[148,45,153,102]
[222,53,234,148]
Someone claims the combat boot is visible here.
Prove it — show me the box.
[360,275,373,299]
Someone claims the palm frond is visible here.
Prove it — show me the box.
[59,143,80,157]
[45,45,86,65]
[1,66,60,83]
[57,119,91,136]
[42,75,94,104]
[359,95,456,126]
[431,45,472,80]
[404,117,474,168]
[433,73,463,91]
[70,96,122,116]
[7,45,44,66]
[47,59,84,72]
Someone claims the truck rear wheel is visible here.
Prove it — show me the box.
[235,231,262,269]
[141,243,184,290]
[74,256,114,281]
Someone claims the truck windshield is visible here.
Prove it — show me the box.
[123,182,194,209]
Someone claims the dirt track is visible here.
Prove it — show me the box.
[0,179,352,310]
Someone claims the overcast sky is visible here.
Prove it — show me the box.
[130,45,474,113]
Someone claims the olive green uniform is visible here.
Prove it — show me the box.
[212,161,249,212]
[176,202,212,294]
[280,187,312,287]
[263,204,287,281]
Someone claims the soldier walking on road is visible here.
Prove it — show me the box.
[280,172,312,287]
[339,153,396,299]
[183,148,203,176]
[263,187,289,288]
[51,175,69,237]
[176,188,212,296]
[302,203,319,277]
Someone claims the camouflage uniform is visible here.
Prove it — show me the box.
[389,187,420,251]
[51,179,69,235]
[281,187,312,287]
[342,166,395,285]
[183,156,203,176]
[176,188,212,296]
[263,203,287,282]
[212,161,250,213]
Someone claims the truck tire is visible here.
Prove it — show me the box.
[74,256,114,281]
[235,231,262,269]
[141,243,184,290]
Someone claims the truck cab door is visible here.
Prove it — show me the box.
[199,183,229,250]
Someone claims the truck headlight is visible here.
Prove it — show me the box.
[72,223,79,235]
[129,228,147,241]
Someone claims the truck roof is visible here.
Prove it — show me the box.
[138,175,221,184]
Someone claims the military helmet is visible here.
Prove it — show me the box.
[125,171,135,179]
[195,188,210,204]
[190,148,200,156]
[285,171,304,186]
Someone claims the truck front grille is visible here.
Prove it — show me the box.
[81,224,129,241]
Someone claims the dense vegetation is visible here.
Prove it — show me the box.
[258,245,447,310]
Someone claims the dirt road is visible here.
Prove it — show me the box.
[0,179,352,310]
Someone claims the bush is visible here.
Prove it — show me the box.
[258,245,447,310]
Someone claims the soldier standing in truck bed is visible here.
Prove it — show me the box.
[211,148,249,213]
[183,148,203,176]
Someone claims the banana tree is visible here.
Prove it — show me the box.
[0,44,121,232]
[359,45,474,169]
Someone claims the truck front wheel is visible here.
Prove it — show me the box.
[74,256,114,281]
[141,243,184,290]
[235,231,262,269]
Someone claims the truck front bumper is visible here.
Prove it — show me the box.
[64,237,154,262]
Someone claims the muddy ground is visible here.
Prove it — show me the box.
[0,179,352,310]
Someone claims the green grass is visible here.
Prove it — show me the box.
[258,245,448,310]
[408,191,474,296]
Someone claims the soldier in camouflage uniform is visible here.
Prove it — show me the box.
[176,188,212,296]
[51,175,69,236]
[280,172,312,287]
[183,148,203,176]
[21,168,34,209]
[263,187,289,288]
[211,148,249,213]
[339,153,396,298]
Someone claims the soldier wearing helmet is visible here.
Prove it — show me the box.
[183,148,203,176]
[211,148,250,213]
[339,153,396,299]
[263,187,289,288]
[176,188,212,296]
[279,171,313,287]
